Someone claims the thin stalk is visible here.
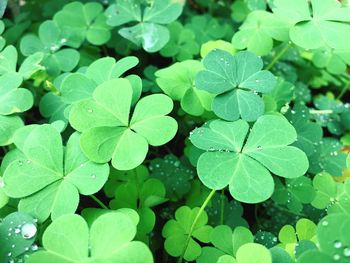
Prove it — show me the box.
[266,42,292,70]
[177,189,216,263]
[90,194,109,210]
[336,81,350,100]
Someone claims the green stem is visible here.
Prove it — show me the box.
[177,189,216,263]
[266,42,292,70]
[220,189,225,225]
[90,194,109,210]
[336,81,350,100]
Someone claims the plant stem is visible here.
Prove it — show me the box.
[266,42,292,70]
[220,189,225,225]
[177,189,216,263]
[336,81,350,100]
[90,194,109,210]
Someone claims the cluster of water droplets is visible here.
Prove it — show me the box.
[332,240,350,261]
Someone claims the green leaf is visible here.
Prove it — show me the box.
[162,206,213,261]
[26,212,153,262]
[236,243,272,263]
[105,0,142,26]
[2,125,109,222]
[190,115,309,203]
[54,2,111,46]
[0,115,24,146]
[196,50,277,121]
[155,60,214,116]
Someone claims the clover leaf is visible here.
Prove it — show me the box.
[26,212,154,263]
[0,212,38,263]
[156,60,214,116]
[312,47,350,75]
[0,45,44,80]
[311,172,350,214]
[0,72,34,146]
[106,165,167,242]
[149,154,194,200]
[160,21,200,61]
[162,206,213,261]
[69,78,178,170]
[2,124,109,222]
[196,50,277,121]
[272,0,350,50]
[190,115,309,203]
[39,56,139,127]
[232,10,290,56]
[20,20,80,76]
[272,176,315,214]
[197,225,254,263]
[53,1,111,47]
[105,0,183,52]
[263,78,294,113]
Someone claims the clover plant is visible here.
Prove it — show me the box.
[0,1,349,262]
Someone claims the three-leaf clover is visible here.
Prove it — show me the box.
[105,0,183,52]
[2,124,109,222]
[162,206,213,261]
[69,78,178,170]
[53,1,111,47]
[26,212,154,263]
[190,115,309,203]
[232,10,290,56]
[155,60,214,116]
[20,20,80,76]
[311,172,350,214]
[272,0,350,50]
[160,21,200,61]
[0,72,34,146]
[196,50,277,121]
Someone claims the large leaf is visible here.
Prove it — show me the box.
[190,115,309,203]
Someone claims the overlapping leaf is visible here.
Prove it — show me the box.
[196,50,277,121]
[69,78,178,170]
[26,212,154,263]
[190,115,309,203]
[2,124,109,222]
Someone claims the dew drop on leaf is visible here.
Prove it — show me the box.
[344,247,350,257]
[333,254,340,261]
[334,241,342,249]
[21,223,37,239]
[321,221,328,226]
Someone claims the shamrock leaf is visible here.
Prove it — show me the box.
[0,45,44,80]
[2,124,109,222]
[105,0,183,52]
[26,212,154,263]
[232,10,290,55]
[255,231,278,248]
[263,77,294,113]
[162,206,213,261]
[69,78,178,170]
[190,115,309,203]
[272,0,350,50]
[0,212,38,262]
[160,21,199,61]
[285,105,323,157]
[272,176,315,214]
[20,20,80,76]
[197,225,254,263]
[105,165,167,242]
[205,193,248,228]
[0,72,33,146]
[39,56,139,127]
[149,154,194,200]
[200,40,236,58]
[196,50,277,121]
[155,60,214,116]
[311,172,350,214]
[312,47,350,75]
[53,1,111,47]
[308,138,347,176]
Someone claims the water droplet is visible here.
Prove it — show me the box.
[21,223,37,239]
[7,252,12,257]
[14,228,20,234]
[87,109,93,113]
[31,244,38,251]
[322,221,328,226]
[0,181,5,188]
[344,247,350,257]
[291,110,296,114]
[257,146,263,150]
[174,161,180,167]
[18,161,23,166]
[333,254,340,261]
[11,244,15,248]
[26,160,31,164]
[91,174,96,179]
[60,38,67,44]
[334,241,342,249]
